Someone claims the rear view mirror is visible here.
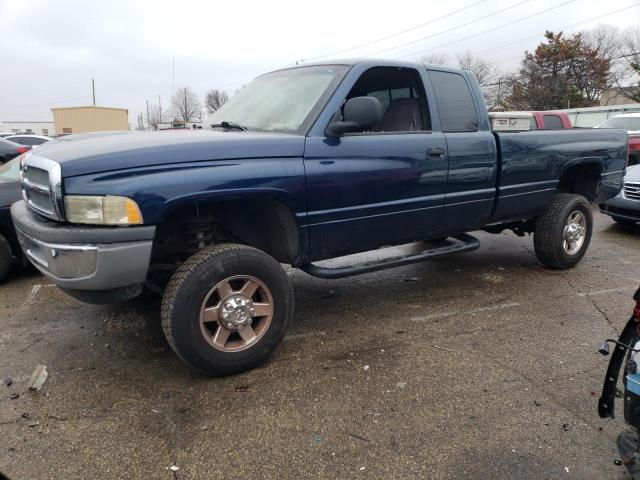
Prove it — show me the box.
[325,96,382,137]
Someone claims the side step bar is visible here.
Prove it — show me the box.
[300,234,480,279]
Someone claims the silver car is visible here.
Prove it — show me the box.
[601,164,640,225]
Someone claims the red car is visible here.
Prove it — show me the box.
[529,111,572,130]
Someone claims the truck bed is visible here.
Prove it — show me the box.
[491,128,628,222]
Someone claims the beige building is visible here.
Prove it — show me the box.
[0,120,55,136]
[51,106,129,135]
[600,87,637,106]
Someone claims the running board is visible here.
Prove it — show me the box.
[300,234,480,279]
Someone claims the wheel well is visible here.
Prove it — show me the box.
[557,164,601,201]
[152,199,301,266]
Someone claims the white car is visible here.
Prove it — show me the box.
[601,164,640,225]
[4,134,51,147]
[595,113,640,135]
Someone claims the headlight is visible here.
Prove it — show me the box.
[64,195,143,225]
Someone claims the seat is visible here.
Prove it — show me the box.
[374,98,425,132]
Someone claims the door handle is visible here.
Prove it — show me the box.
[427,148,446,160]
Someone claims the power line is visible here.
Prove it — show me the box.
[476,2,640,58]
[0,95,93,108]
[394,0,576,60]
[363,0,533,58]
[304,0,487,62]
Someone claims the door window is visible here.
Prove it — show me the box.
[342,67,431,132]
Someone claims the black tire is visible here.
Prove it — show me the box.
[533,193,593,269]
[0,234,12,282]
[612,216,637,226]
[161,243,293,376]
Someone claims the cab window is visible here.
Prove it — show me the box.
[343,67,431,132]
[429,71,478,133]
[543,115,563,130]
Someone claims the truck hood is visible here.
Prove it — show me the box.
[626,164,640,183]
[35,130,306,177]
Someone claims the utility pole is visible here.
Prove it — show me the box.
[158,94,162,124]
[146,100,150,130]
[184,88,187,123]
[91,78,96,106]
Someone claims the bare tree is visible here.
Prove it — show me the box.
[417,53,450,66]
[171,87,201,123]
[205,89,230,114]
[419,51,502,109]
[456,51,502,109]
[619,27,640,102]
[582,25,628,105]
[148,103,163,130]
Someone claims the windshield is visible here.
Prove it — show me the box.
[595,116,640,131]
[209,65,347,133]
[0,157,21,182]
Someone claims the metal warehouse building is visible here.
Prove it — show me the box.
[51,106,128,135]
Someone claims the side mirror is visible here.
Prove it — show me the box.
[325,96,382,137]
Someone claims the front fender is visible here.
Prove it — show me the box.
[63,157,308,225]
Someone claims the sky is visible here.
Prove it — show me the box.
[0,0,638,125]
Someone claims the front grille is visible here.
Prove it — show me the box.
[24,166,49,187]
[21,154,64,220]
[624,182,640,201]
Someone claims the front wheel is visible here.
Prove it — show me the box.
[161,243,293,376]
[533,194,593,269]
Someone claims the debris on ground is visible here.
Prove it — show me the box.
[363,365,370,371]
[234,386,250,393]
[27,422,39,428]
[9,393,19,399]
[349,433,370,443]
[534,400,542,407]
[3,377,11,386]
[169,465,179,472]
[27,365,48,391]
[396,382,407,389]
[21,412,29,419]
[431,345,458,354]
[19,338,42,353]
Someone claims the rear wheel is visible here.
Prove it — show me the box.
[161,243,293,376]
[534,194,593,269]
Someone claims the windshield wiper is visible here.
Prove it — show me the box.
[210,121,247,131]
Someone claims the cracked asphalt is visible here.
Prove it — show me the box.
[0,209,638,479]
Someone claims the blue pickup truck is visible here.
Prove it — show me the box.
[11,59,628,375]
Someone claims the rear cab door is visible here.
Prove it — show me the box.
[426,68,498,232]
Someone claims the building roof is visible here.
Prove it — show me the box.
[51,106,128,113]
[1,120,54,123]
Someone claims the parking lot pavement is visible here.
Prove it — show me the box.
[0,210,638,479]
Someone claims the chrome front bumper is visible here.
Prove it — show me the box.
[11,200,155,292]
[16,229,152,290]
[600,185,640,222]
